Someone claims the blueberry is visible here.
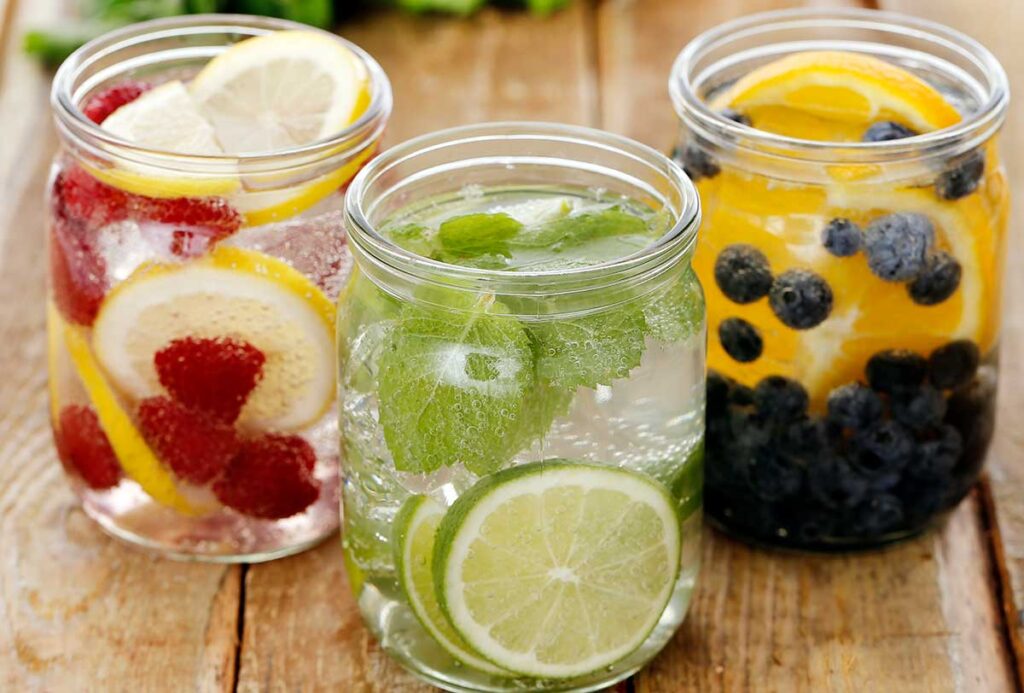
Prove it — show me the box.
[719,317,763,363]
[891,385,947,432]
[821,218,862,257]
[707,370,732,414]
[852,493,905,536]
[908,251,961,305]
[861,121,918,142]
[866,349,928,393]
[778,418,827,458]
[754,376,808,422]
[807,455,869,509]
[721,108,751,126]
[748,448,803,501]
[768,269,833,329]
[714,244,773,304]
[908,425,963,480]
[936,149,985,201]
[827,383,884,429]
[796,510,837,544]
[729,382,756,407]
[929,340,980,389]
[679,142,720,181]
[864,213,934,281]
[851,420,914,488]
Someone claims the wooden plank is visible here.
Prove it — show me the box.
[234,5,598,690]
[880,0,1024,682]
[596,0,1020,690]
[0,2,241,690]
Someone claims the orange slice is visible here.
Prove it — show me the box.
[716,51,962,140]
[695,172,1001,410]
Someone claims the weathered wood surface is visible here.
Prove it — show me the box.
[0,0,1021,691]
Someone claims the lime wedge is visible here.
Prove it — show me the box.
[394,495,507,675]
[433,460,681,679]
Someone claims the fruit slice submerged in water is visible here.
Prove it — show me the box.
[394,495,507,675]
[716,50,962,140]
[434,460,681,679]
[92,246,335,432]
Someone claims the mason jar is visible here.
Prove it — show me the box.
[339,123,704,691]
[670,8,1009,550]
[47,15,391,561]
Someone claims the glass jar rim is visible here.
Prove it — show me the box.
[344,121,701,296]
[51,14,393,175]
[669,7,1010,165]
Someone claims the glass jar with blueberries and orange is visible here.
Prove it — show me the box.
[670,9,1009,549]
[47,16,390,560]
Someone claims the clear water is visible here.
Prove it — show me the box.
[339,186,705,691]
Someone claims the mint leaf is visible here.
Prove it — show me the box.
[512,382,574,448]
[643,267,705,343]
[433,250,509,270]
[387,223,435,257]
[377,296,535,475]
[510,208,647,249]
[437,213,523,258]
[529,306,647,390]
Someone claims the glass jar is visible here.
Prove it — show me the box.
[47,15,391,561]
[670,9,1009,550]
[339,123,704,691]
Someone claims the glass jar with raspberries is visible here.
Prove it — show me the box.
[46,15,391,560]
[670,9,1009,549]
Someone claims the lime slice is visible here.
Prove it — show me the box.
[394,496,507,675]
[434,460,681,679]
[91,246,335,432]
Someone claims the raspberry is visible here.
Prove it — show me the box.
[214,435,319,519]
[81,81,151,124]
[53,165,241,253]
[55,405,122,489]
[52,166,130,229]
[49,216,107,325]
[154,337,266,424]
[137,397,239,485]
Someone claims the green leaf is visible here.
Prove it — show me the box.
[529,306,647,390]
[509,207,647,249]
[388,223,436,257]
[396,0,486,14]
[643,267,705,343]
[378,296,535,475]
[524,0,569,13]
[437,213,523,258]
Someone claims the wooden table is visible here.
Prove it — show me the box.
[1,0,1021,690]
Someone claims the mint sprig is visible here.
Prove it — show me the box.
[377,296,535,476]
[438,213,523,258]
[509,208,647,249]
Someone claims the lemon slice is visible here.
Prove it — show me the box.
[435,460,681,679]
[94,81,240,199]
[52,310,198,514]
[92,246,335,432]
[190,31,370,154]
[717,51,962,138]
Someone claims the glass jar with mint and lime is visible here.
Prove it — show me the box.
[339,123,705,691]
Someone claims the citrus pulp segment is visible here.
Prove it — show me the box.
[717,51,962,139]
[394,495,508,675]
[91,246,335,432]
[433,460,681,679]
[60,316,198,514]
[190,30,370,154]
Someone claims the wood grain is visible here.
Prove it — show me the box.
[0,2,241,690]
[597,0,1021,690]
[876,0,1024,681]
[234,5,598,690]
